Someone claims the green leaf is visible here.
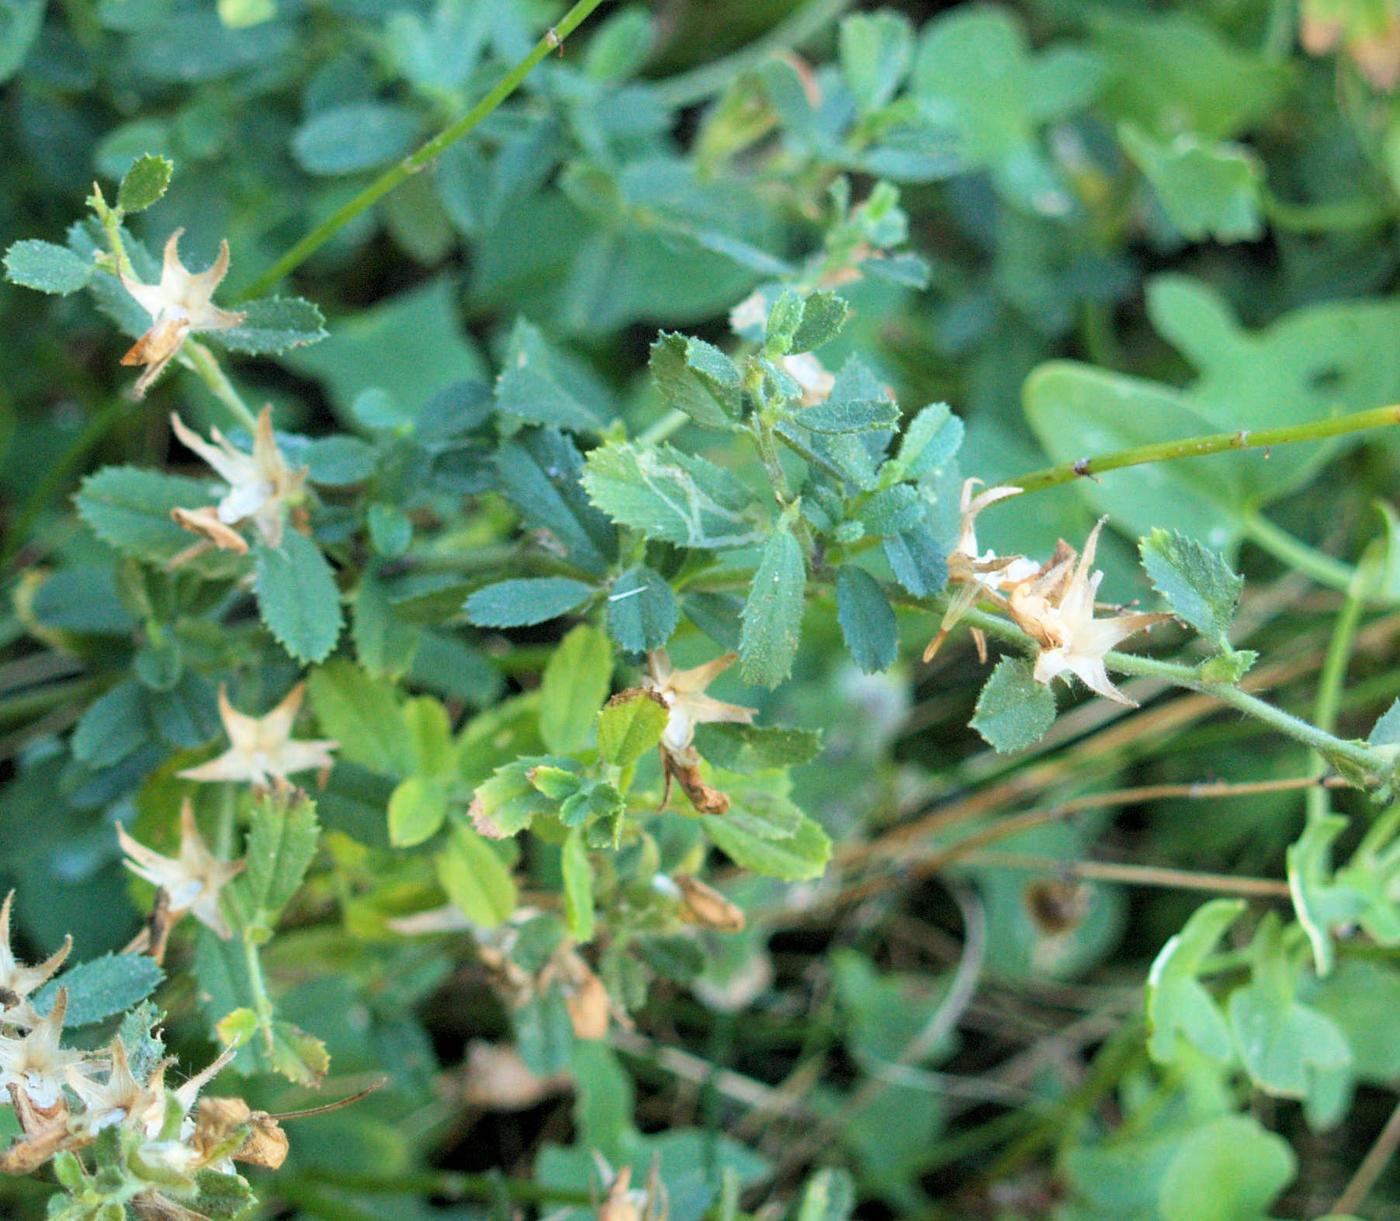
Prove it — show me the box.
[236,790,319,926]
[77,467,213,563]
[835,566,897,674]
[703,811,831,880]
[0,0,44,84]
[72,679,150,768]
[495,318,604,434]
[888,402,963,481]
[469,759,561,838]
[693,723,822,772]
[353,566,422,679]
[839,11,913,113]
[436,823,517,927]
[1023,361,1244,548]
[4,239,93,295]
[291,101,422,175]
[1145,897,1244,1065]
[1227,917,1352,1099]
[496,429,617,575]
[722,773,805,840]
[597,689,669,768]
[388,775,449,847]
[562,827,596,943]
[796,396,901,434]
[308,659,414,777]
[1157,1115,1295,1221]
[791,291,850,353]
[740,525,806,688]
[765,290,804,354]
[116,153,174,213]
[539,624,613,754]
[1139,528,1242,644]
[33,955,164,1028]
[464,577,596,628]
[1120,124,1261,243]
[649,332,744,430]
[253,533,343,665]
[607,565,678,653]
[267,1019,330,1087]
[213,296,328,356]
[970,658,1056,753]
[583,442,761,550]
[367,503,412,558]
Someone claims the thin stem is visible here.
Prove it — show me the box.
[184,341,260,435]
[955,603,1392,781]
[1332,1096,1400,1215]
[1242,510,1359,595]
[1005,403,1400,495]
[1262,187,1393,233]
[239,0,608,300]
[1308,565,1369,819]
[300,1170,592,1206]
[636,408,690,447]
[957,850,1291,898]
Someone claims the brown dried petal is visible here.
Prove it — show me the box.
[674,875,745,932]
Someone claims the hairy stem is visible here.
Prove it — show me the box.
[1005,404,1400,494]
[185,340,261,435]
[239,0,608,299]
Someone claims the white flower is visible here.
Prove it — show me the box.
[118,229,246,397]
[644,651,756,754]
[178,683,337,788]
[1009,519,1171,706]
[0,989,84,1110]
[116,801,246,939]
[67,1037,170,1136]
[0,890,70,1014]
[171,405,306,549]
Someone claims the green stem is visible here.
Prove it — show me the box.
[1262,188,1393,233]
[1307,559,1371,818]
[1241,509,1360,595]
[184,341,261,435]
[650,0,854,109]
[1005,404,1400,495]
[239,0,608,299]
[636,408,690,447]
[956,604,1390,782]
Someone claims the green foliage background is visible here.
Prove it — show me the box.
[4,0,1400,1217]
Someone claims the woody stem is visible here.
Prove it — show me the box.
[238,0,609,300]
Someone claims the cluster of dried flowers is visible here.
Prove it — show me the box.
[930,479,1171,705]
[0,891,279,1218]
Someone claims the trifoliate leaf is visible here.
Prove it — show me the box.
[496,318,604,434]
[253,532,343,664]
[839,10,914,112]
[971,658,1056,753]
[465,577,596,628]
[1140,528,1242,644]
[739,524,806,687]
[4,239,93,294]
[1157,1115,1295,1221]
